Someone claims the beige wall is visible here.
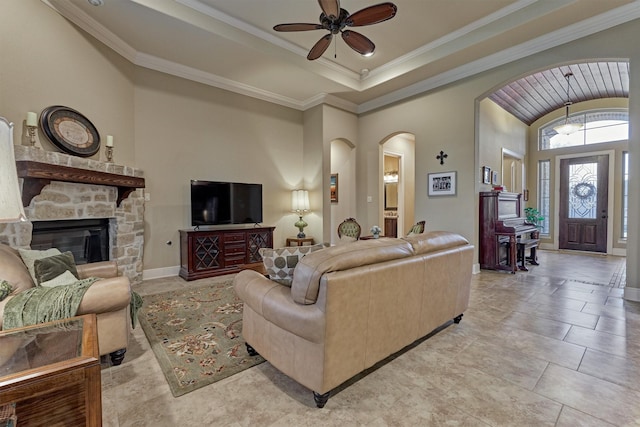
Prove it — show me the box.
[134,68,304,269]
[0,0,135,164]
[478,98,528,192]
[330,139,355,244]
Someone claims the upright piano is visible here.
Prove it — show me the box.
[479,191,538,273]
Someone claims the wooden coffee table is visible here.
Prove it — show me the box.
[0,314,101,426]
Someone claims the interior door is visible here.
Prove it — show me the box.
[559,155,608,252]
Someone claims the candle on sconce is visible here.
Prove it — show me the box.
[106,135,114,147]
[26,112,37,127]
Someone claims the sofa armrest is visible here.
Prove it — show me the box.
[234,269,325,343]
[76,261,118,279]
[77,276,131,315]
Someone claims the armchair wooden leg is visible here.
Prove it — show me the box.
[109,348,126,366]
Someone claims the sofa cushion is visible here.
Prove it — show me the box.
[33,252,79,285]
[39,270,79,288]
[402,231,469,255]
[260,244,325,286]
[291,238,413,305]
[18,248,62,285]
[0,244,36,293]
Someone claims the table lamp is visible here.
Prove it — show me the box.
[291,189,310,238]
[0,117,27,223]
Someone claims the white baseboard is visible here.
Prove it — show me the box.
[143,265,181,281]
[624,287,640,302]
[611,248,627,257]
[472,263,481,274]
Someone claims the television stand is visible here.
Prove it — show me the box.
[179,226,274,280]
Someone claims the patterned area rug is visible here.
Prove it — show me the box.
[138,279,264,397]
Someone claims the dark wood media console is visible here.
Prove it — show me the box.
[179,226,274,280]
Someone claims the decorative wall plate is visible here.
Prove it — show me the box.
[39,106,100,157]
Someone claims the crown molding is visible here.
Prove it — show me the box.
[358,1,640,114]
[42,0,640,115]
[136,53,307,110]
[42,0,138,62]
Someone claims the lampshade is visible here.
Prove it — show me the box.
[291,189,310,213]
[553,72,583,136]
[0,117,27,223]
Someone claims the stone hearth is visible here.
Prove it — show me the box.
[0,146,145,284]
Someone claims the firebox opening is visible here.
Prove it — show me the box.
[31,219,110,265]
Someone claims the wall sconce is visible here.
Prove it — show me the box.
[26,112,39,148]
[291,189,310,238]
[0,117,28,222]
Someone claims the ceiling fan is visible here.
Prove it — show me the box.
[273,0,398,60]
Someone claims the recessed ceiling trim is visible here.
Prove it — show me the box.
[176,0,362,83]
[364,0,542,87]
[358,2,640,114]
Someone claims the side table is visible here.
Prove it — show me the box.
[286,237,315,246]
[0,314,101,426]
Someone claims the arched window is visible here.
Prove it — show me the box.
[539,109,628,150]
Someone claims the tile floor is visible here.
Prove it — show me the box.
[101,250,639,426]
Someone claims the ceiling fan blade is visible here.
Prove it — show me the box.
[307,34,333,60]
[273,23,323,32]
[341,30,375,56]
[318,0,340,21]
[346,2,397,27]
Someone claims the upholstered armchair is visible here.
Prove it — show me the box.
[0,243,132,365]
[337,217,362,240]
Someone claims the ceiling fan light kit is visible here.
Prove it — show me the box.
[274,0,397,61]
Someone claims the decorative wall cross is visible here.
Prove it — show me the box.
[436,151,448,165]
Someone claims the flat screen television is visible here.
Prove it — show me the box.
[191,180,263,226]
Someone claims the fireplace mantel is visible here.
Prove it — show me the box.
[16,160,146,207]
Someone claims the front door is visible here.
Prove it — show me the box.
[559,155,608,252]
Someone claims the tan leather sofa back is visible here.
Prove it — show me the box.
[235,231,474,401]
[291,237,413,304]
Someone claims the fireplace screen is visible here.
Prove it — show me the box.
[31,219,109,265]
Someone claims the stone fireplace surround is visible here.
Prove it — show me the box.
[0,146,145,284]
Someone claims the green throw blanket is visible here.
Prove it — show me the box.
[3,278,98,330]
[2,279,144,331]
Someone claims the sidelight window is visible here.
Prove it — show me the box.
[622,151,629,239]
[537,160,550,236]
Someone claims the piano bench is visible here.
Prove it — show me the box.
[517,238,540,271]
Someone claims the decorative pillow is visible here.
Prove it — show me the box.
[260,244,326,286]
[0,280,13,301]
[18,248,62,285]
[39,270,79,288]
[33,252,78,285]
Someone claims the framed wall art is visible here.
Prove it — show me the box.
[482,166,491,184]
[330,173,338,203]
[491,170,499,185]
[428,171,456,197]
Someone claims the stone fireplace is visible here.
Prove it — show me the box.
[0,146,145,284]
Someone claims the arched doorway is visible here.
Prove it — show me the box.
[381,133,416,237]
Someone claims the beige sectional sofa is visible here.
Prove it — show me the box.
[233,231,474,407]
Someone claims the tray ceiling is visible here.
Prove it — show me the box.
[45,0,640,115]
